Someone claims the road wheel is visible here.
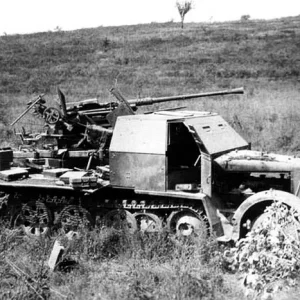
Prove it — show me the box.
[134,212,162,232]
[17,201,52,238]
[167,210,207,237]
[57,205,93,232]
[102,209,137,233]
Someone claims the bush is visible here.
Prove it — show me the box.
[225,201,300,298]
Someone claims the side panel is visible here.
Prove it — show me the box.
[109,117,167,154]
[292,169,300,196]
[201,153,212,197]
[185,115,249,155]
[201,153,226,237]
[110,152,166,191]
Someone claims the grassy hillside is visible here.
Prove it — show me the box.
[1,16,300,151]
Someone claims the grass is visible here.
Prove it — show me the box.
[0,225,244,300]
[3,223,298,300]
[1,17,300,97]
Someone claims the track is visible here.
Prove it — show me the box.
[1,188,207,238]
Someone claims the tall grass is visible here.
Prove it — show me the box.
[0,224,245,300]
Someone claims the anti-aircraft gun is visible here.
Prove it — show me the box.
[4,83,300,255]
[5,85,277,245]
[7,87,242,183]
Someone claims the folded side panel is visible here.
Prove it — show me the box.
[185,115,249,156]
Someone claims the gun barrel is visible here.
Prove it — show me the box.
[11,94,45,126]
[84,124,113,134]
[76,87,244,111]
[57,88,67,117]
[127,87,244,106]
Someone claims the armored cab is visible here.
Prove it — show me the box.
[109,111,248,192]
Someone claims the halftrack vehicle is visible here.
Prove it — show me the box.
[1,86,300,242]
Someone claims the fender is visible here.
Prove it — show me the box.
[231,189,300,241]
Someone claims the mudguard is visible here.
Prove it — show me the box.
[231,189,300,241]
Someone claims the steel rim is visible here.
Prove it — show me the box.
[134,212,162,232]
[58,205,93,232]
[167,210,207,237]
[19,201,51,238]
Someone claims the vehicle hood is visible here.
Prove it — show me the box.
[214,149,300,172]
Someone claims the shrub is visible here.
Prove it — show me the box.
[102,37,111,52]
[225,201,300,298]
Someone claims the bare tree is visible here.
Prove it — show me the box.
[176,1,193,29]
[240,14,251,22]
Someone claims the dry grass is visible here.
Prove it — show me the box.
[0,226,241,300]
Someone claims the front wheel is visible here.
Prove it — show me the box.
[251,203,300,241]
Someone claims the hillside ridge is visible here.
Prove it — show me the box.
[1,16,300,99]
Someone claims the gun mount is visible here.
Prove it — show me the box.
[11,86,244,150]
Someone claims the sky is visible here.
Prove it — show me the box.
[0,0,300,35]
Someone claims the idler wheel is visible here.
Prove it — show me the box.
[57,205,93,232]
[17,201,52,238]
[167,210,207,237]
[102,209,137,233]
[134,212,162,232]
